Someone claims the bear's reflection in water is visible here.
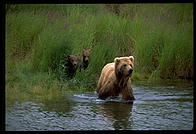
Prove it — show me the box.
[68,94,134,130]
[98,101,133,130]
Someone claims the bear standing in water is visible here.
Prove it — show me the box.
[96,56,135,100]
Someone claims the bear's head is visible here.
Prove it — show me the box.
[82,49,91,68]
[114,56,134,78]
[68,55,78,69]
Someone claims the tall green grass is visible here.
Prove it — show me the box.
[129,4,193,79]
[6,4,193,102]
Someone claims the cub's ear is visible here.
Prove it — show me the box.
[67,55,71,60]
[114,57,120,64]
[129,56,134,63]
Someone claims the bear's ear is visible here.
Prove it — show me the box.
[114,57,120,64]
[67,55,72,61]
[129,56,134,63]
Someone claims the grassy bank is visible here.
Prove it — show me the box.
[6,4,193,103]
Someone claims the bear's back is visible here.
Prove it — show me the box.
[97,62,116,93]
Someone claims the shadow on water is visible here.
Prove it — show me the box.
[40,99,77,116]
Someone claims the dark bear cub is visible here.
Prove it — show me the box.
[66,55,82,78]
[65,49,91,78]
[82,49,91,69]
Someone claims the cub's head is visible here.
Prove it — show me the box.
[114,56,134,78]
[82,49,91,63]
[68,55,78,69]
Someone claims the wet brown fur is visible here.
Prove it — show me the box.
[96,56,135,100]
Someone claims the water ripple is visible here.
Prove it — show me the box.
[6,82,193,130]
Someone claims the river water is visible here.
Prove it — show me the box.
[6,81,193,130]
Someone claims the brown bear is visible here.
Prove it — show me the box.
[66,55,82,78]
[65,49,91,78]
[82,49,91,69]
[96,56,135,100]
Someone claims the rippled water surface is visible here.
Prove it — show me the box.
[6,81,193,130]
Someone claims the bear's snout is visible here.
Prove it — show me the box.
[128,68,133,74]
[73,63,77,68]
[84,57,89,62]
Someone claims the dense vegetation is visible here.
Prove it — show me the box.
[6,4,193,103]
